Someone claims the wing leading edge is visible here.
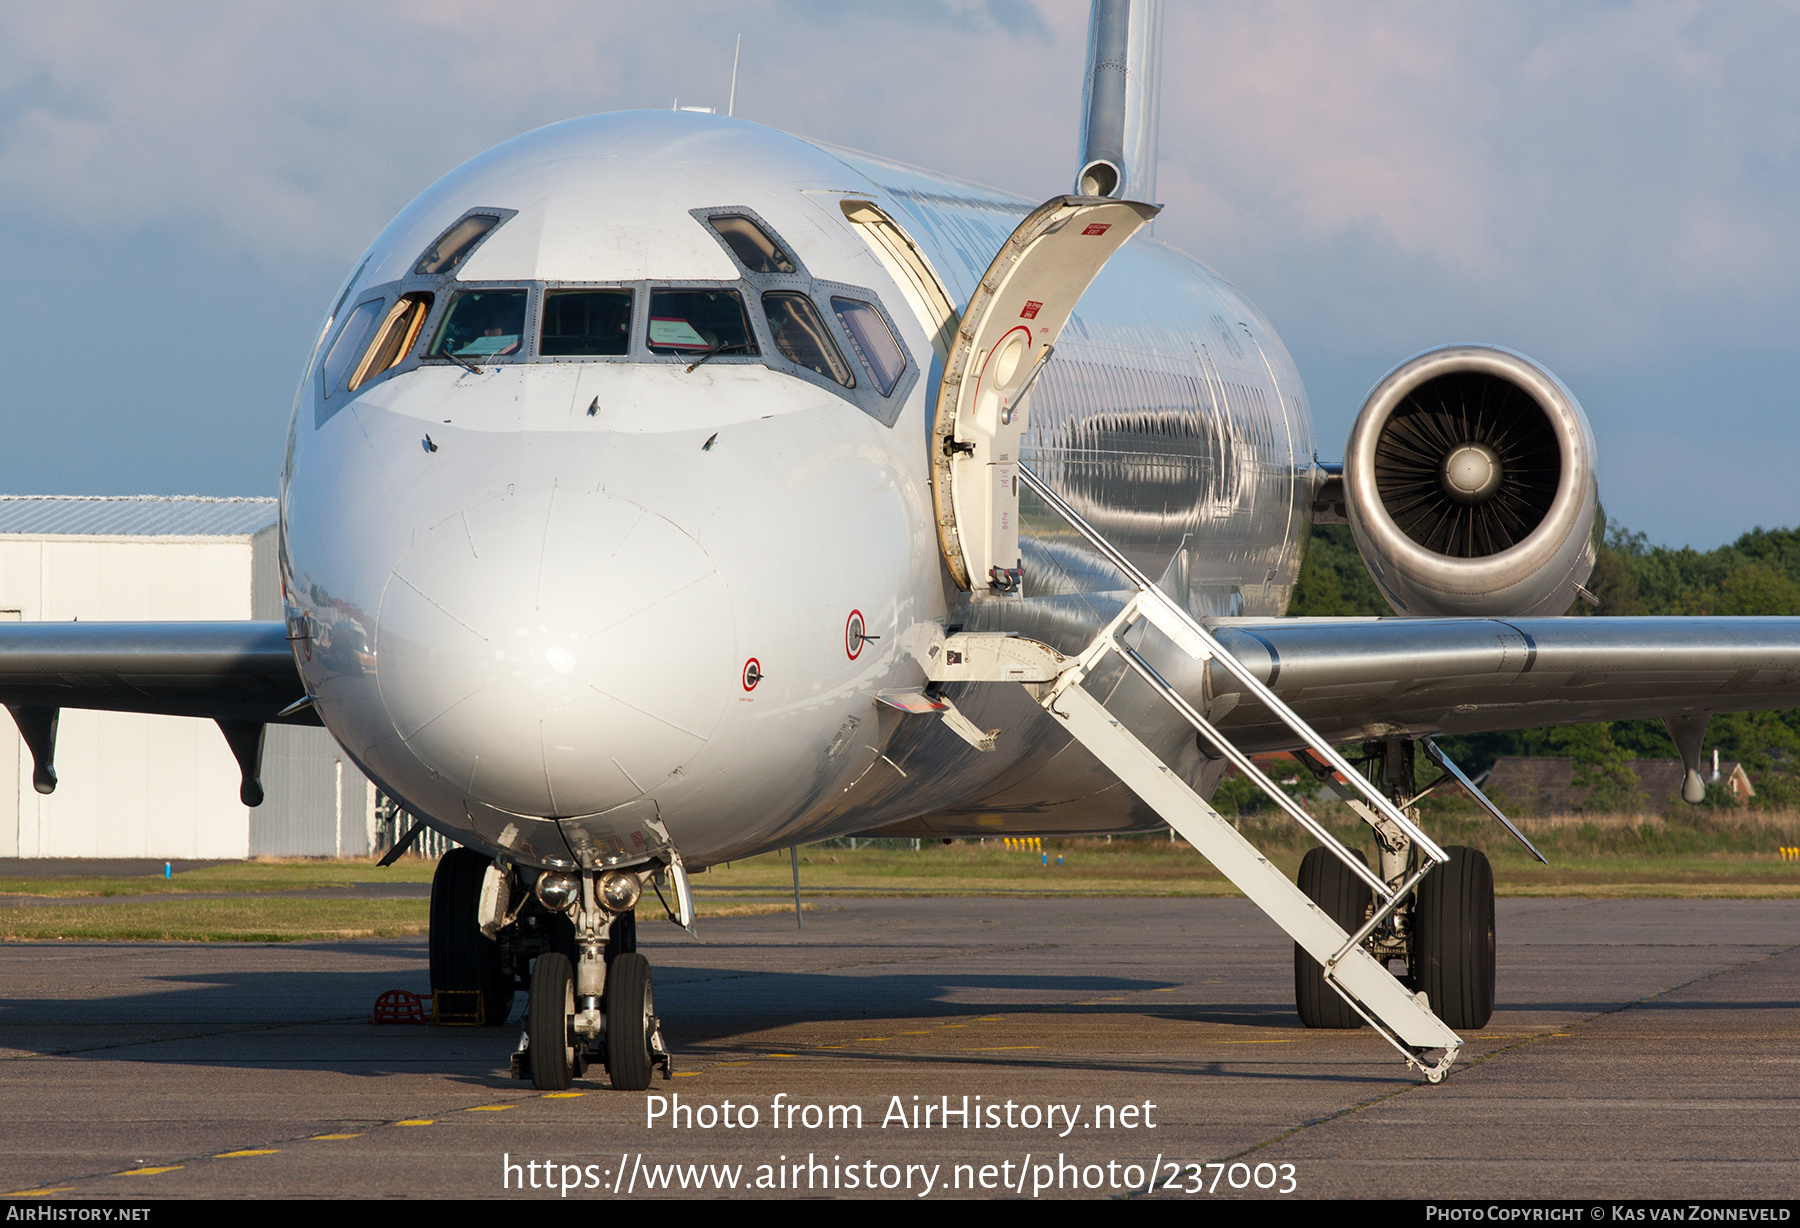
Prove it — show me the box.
[0,620,311,805]
[0,621,311,724]
[9,615,1798,802]
[1201,616,1800,752]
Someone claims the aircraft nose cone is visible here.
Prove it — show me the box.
[375,486,734,817]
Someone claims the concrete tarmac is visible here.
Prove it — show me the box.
[0,896,1796,1200]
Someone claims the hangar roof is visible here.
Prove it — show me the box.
[0,496,278,538]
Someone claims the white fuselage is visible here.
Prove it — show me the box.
[280,111,1313,872]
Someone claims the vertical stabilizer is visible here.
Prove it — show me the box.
[1075,0,1163,202]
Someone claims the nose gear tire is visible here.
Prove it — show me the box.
[604,952,654,1091]
[529,952,578,1090]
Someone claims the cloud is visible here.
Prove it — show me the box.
[1147,3,1800,363]
[3,0,1800,542]
[10,1,1797,366]
[0,2,1077,272]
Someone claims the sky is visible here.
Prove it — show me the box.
[3,1,1797,549]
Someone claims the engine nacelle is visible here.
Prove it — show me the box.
[1343,345,1600,617]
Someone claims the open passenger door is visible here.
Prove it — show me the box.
[932,195,1159,593]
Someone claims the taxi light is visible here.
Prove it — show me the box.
[534,872,580,912]
[599,870,642,913]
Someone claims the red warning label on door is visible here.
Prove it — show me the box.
[1019,300,1043,319]
[1082,223,1112,236]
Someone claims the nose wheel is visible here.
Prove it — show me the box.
[520,908,670,1090]
[604,953,667,1091]
[526,952,584,1089]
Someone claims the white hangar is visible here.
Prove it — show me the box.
[0,495,376,860]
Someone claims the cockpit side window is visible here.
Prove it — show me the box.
[646,289,757,356]
[763,292,853,388]
[708,215,796,275]
[430,289,529,359]
[541,289,633,356]
[350,293,434,392]
[414,212,505,276]
[321,298,386,398]
[830,297,907,396]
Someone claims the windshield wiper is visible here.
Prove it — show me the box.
[686,342,750,373]
[440,348,483,376]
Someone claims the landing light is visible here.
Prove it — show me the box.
[534,872,580,912]
[599,870,643,913]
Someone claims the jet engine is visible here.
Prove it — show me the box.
[1342,345,1601,617]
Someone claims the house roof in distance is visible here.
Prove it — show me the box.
[0,496,278,538]
[1484,755,1750,814]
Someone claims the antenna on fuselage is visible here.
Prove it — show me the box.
[728,34,742,117]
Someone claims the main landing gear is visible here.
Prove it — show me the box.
[428,849,515,1026]
[1292,738,1497,1033]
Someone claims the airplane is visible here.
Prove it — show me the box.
[7,0,1800,1092]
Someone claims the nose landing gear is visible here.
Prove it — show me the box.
[497,865,673,1091]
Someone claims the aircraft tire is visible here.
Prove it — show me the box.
[605,909,637,961]
[604,953,655,1092]
[528,952,577,1090]
[1411,845,1496,1030]
[428,848,514,1026]
[1293,846,1372,1029]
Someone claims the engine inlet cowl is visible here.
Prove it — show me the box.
[1343,345,1600,617]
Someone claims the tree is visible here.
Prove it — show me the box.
[1287,514,1800,804]
[1287,524,1389,617]
[1544,723,1644,813]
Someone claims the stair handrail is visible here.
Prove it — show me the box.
[1016,461,1449,867]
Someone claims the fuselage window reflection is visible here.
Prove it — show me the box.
[430,289,528,359]
[540,289,633,356]
[763,292,854,388]
[414,214,502,276]
[350,292,434,391]
[830,297,906,396]
[646,289,757,356]
[322,298,387,397]
[708,215,797,274]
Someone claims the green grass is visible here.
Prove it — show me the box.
[708,806,1800,900]
[0,892,809,942]
[0,857,439,899]
[706,841,1246,897]
[0,898,431,942]
[5,807,1800,945]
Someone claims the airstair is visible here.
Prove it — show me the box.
[914,463,1464,1082]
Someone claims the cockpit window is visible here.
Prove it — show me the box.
[350,293,433,391]
[646,289,757,355]
[321,298,386,397]
[709,215,796,275]
[541,289,632,356]
[414,213,503,276]
[763,292,853,388]
[430,289,528,359]
[831,297,907,396]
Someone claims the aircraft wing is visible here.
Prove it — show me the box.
[0,621,313,726]
[1201,616,1800,751]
